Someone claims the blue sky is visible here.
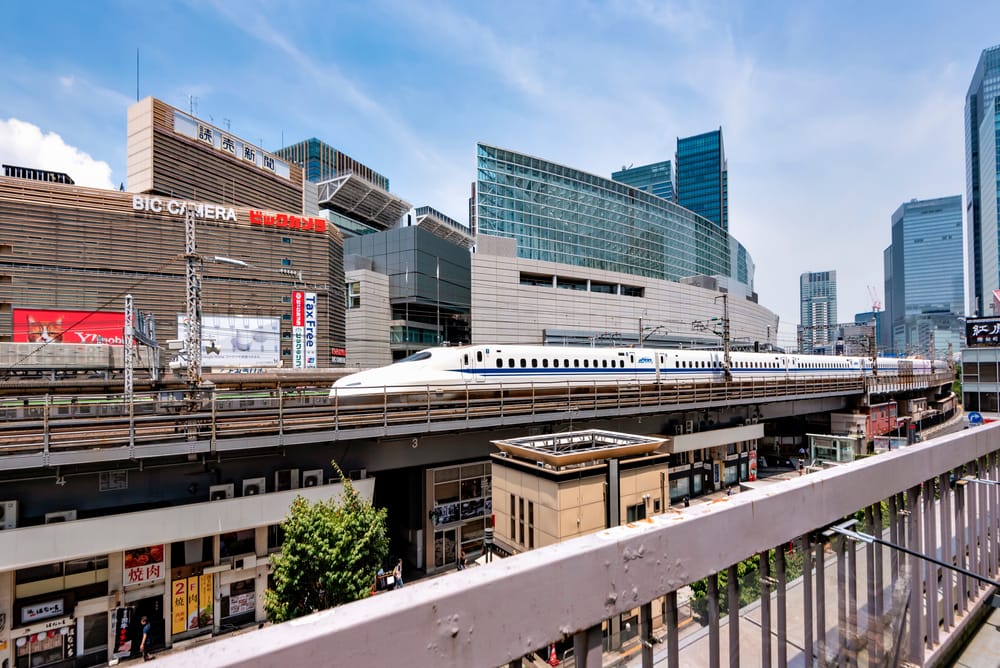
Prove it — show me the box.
[2,1,999,346]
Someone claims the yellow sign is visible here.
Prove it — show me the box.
[171,573,214,635]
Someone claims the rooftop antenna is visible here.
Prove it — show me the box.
[223,118,231,131]
[188,95,198,116]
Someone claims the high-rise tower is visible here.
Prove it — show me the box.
[611,161,674,201]
[965,44,1000,316]
[799,271,837,354]
[676,128,728,230]
[885,196,964,357]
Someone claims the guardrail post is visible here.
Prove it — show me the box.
[776,547,787,667]
[727,563,739,667]
[640,601,654,668]
[815,541,826,665]
[572,624,602,668]
[708,572,720,668]
[835,534,846,668]
[799,536,813,667]
[760,549,772,668]
[665,590,679,668]
[939,472,953,633]
[906,485,923,664]
[923,478,937,650]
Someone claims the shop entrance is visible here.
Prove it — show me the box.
[127,595,163,659]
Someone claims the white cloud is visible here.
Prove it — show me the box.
[0,118,114,189]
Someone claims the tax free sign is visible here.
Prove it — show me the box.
[292,291,318,368]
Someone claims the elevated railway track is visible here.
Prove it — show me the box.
[0,372,952,471]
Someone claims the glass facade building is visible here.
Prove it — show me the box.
[611,161,674,201]
[676,129,728,231]
[885,196,964,357]
[965,44,1000,316]
[799,271,838,354]
[475,144,740,283]
[275,137,389,190]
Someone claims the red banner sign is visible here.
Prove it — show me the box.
[249,210,326,233]
[13,309,125,345]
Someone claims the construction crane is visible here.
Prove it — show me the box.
[867,285,882,312]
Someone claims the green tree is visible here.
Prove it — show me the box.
[265,464,389,623]
[689,546,805,624]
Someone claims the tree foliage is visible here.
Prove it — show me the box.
[265,463,389,623]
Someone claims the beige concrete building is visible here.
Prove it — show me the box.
[489,431,669,554]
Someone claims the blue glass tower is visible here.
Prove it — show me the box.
[965,44,1000,316]
[886,196,964,357]
[611,161,674,201]
[676,129,728,231]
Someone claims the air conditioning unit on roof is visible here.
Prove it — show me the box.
[275,469,300,491]
[242,477,266,496]
[45,510,77,523]
[0,500,18,530]
[302,469,324,488]
[209,483,235,501]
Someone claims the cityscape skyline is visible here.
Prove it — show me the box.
[2,2,1000,345]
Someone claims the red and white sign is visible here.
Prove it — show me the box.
[20,598,65,624]
[123,545,165,585]
[249,209,326,234]
[13,308,125,345]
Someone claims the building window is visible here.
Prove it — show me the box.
[347,282,361,309]
[528,501,535,548]
[510,494,516,539]
[626,502,647,523]
[518,497,525,546]
[281,258,292,266]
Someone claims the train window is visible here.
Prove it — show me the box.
[583,360,589,368]
[532,359,538,367]
[464,355,469,365]
[564,359,570,367]
[477,351,483,362]
[520,359,527,368]
[496,360,503,368]
[602,360,607,368]
[542,359,549,368]
[574,360,579,367]
[553,359,559,367]
[508,358,515,368]
[620,360,625,367]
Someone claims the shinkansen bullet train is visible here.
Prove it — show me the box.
[330,344,947,399]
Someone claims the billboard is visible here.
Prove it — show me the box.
[966,316,1000,347]
[291,291,318,368]
[13,308,125,344]
[177,314,281,367]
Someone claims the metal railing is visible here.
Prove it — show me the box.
[159,422,1000,668]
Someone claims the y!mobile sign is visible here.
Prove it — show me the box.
[292,292,319,368]
[13,308,125,344]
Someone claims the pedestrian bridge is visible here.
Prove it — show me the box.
[161,420,999,667]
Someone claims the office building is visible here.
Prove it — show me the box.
[675,128,728,231]
[472,144,778,348]
[884,196,964,358]
[965,44,1000,316]
[274,137,389,190]
[799,271,837,354]
[611,160,674,201]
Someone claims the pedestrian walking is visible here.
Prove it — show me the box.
[393,558,403,589]
[140,615,154,661]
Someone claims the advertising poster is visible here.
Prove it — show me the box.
[172,574,213,634]
[111,607,133,658]
[123,545,164,585]
[13,308,125,344]
[303,292,318,368]
[748,450,758,482]
[291,291,305,368]
[177,314,281,367]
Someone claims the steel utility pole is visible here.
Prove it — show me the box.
[715,294,732,380]
[184,208,202,388]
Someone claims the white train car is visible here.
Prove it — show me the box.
[330,344,943,400]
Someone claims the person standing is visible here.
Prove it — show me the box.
[393,558,403,589]
[140,615,154,661]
